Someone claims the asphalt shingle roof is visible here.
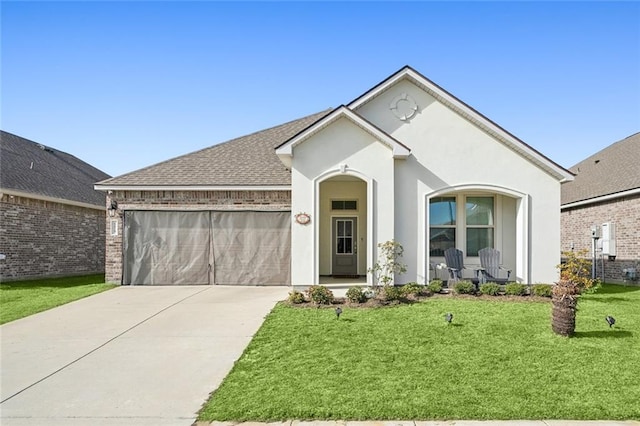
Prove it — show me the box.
[98,110,331,187]
[561,132,640,205]
[0,131,111,207]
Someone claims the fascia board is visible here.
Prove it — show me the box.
[94,185,291,192]
[0,187,104,210]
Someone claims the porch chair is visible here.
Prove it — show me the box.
[443,248,480,287]
[478,247,512,284]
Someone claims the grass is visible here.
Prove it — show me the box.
[199,284,640,421]
[0,274,116,324]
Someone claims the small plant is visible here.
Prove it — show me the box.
[558,249,601,293]
[427,279,443,293]
[401,282,424,297]
[305,285,334,305]
[479,282,500,296]
[532,284,553,298]
[453,280,475,295]
[505,282,527,296]
[368,240,407,289]
[287,290,306,304]
[345,286,367,303]
[379,285,403,302]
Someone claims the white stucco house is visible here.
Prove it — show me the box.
[96,66,573,286]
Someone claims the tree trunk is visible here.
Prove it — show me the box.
[551,280,579,337]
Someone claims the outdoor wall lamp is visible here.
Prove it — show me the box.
[107,200,118,217]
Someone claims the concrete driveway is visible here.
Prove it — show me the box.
[0,285,289,425]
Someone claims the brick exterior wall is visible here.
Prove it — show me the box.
[0,194,106,281]
[561,193,640,283]
[105,190,292,283]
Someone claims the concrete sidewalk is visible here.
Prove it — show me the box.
[197,421,640,426]
[1,285,289,426]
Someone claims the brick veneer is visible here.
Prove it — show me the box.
[105,190,292,284]
[0,194,106,281]
[561,193,640,283]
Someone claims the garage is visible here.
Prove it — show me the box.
[122,211,290,285]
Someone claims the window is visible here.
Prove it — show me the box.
[465,196,494,256]
[332,200,357,210]
[429,197,456,256]
[335,219,354,254]
[110,219,118,236]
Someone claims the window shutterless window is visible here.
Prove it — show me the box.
[331,200,357,210]
[465,196,494,256]
[429,196,456,256]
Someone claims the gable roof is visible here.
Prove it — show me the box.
[96,110,331,190]
[349,65,574,183]
[0,131,110,208]
[561,132,640,206]
[275,106,410,167]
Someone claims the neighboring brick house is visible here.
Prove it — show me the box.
[0,131,111,281]
[561,132,640,283]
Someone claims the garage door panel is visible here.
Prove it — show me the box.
[212,211,290,285]
[124,211,210,285]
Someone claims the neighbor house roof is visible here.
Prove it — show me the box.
[0,131,111,208]
[561,132,640,207]
[96,110,331,190]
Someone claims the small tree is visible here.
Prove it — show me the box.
[552,250,600,337]
[368,240,407,290]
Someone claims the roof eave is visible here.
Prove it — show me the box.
[94,184,291,192]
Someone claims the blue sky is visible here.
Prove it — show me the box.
[2,1,639,178]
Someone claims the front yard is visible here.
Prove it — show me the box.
[199,284,640,421]
[0,274,115,324]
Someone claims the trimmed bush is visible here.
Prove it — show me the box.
[453,280,475,295]
[427,279,444,294]
[505,282,528,296]
[287,290,306,304]
[380,285,403,301]
[345,286,367,303]
[479,282,500,296]
[305,285,334,305]
[401,282,424,297]
[532,284,553,298]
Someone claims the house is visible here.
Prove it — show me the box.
[95,66,573,286]
[561,132,640,283]
[0,131,111,281]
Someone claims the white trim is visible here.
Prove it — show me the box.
[561,188,640,209]
[94,185,291,192]
[348,67,573,182]
[276,106,410,167]
[0,188,104,211]
[314,168,374,287]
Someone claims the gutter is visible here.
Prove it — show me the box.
[561,187,640,210]
[94,185,292,192]
[0,188,104,211]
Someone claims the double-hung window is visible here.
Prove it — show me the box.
[429,195,496,257]
[465,196,494,256]
[429,196,456,257]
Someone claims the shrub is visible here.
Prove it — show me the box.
[401,282,424,297]
[453,280,475,295]
[479,282,500,296]
[380,285,403,301]
[368,240,407,288]
[558,249,601,294]
[345,286,367,303]
[305,285,334,305]
[287,290,306,304]
[505,282,528,296]
[427,279,443,294]
[532,284,553,298]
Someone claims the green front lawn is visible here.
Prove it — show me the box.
[199,284,640,421]
[0,274,116,324]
